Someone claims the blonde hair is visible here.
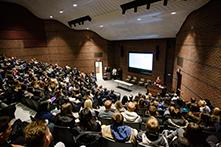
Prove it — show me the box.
[146,116,159,132]
[84,99,93,109]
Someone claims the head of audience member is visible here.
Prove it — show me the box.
[198,99,206,108]
[115,101,124,112]
[24,120,53,147]
[0,116,12,143]
[212,107,221,116]
[127,102,136,112]
[60,102,73,117]
[138,98,145,108]
[104,100,112,111]
[145,116,160,140]
[169,106,180,118]
[121,96,128,106]
[148,105,158,117]
[84,99,93,109]
[79,108,100,131]
[112,113,124,126]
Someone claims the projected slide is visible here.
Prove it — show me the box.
[128,52,153,74]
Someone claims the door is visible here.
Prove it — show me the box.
[95,61,103,80]
[176,71,182,96]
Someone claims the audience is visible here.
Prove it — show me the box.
[0,56,221,147]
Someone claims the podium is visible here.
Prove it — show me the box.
[147,85,166,96]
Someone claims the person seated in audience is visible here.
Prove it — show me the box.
[108,90,118,102]
[79,108,101,132]
[186,103,201,123]
[121,102,142,123]
[137,116,169,147]
[164,106,188,129]
[198,99,211,113]
[82,99,96,116]
[34,100,55,123]
[145,105,160,117]
[0,116,15,147]
[115,101,126,113]
[154,76,162,86]
[83,90,92,100]
[24,120,65,147]
[98,100,114,120]
[101,112,138,143]
[55,102,75,128]
[170,122,210,147]
[211,107,221,127]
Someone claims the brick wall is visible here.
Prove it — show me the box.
[0,2,108,73]
[173,0,221,106]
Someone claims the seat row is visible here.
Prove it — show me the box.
[125,75,153,87]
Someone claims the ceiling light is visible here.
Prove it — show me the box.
[73,4,77,7]
[171,12,176,15]
[99,25,104,28]
[137,18,141,21]
[50,15,53,18]
[59,10,63,14]
[86,28,89,30]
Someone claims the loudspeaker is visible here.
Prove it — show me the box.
[156,45,160,60]
[120,45,124,57]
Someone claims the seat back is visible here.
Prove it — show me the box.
[126,75,132,81]
[124,122,140,130]
[102,137,135,147]
[99,118,112,125]
[53,125,78,147]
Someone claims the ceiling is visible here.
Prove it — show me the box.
[1,0,209,40]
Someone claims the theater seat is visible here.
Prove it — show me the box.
[102,137,135,147]
[125,75,132,82]
[131,76,137,84]
[138,78,145,86]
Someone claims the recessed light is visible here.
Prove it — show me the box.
[137,18,142,21]
[73,4,77,7]
[86,28,89,30]
[50,15,53,18]
[99,25,104,28]
[59,10,63,14]
[171,12,176,15]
